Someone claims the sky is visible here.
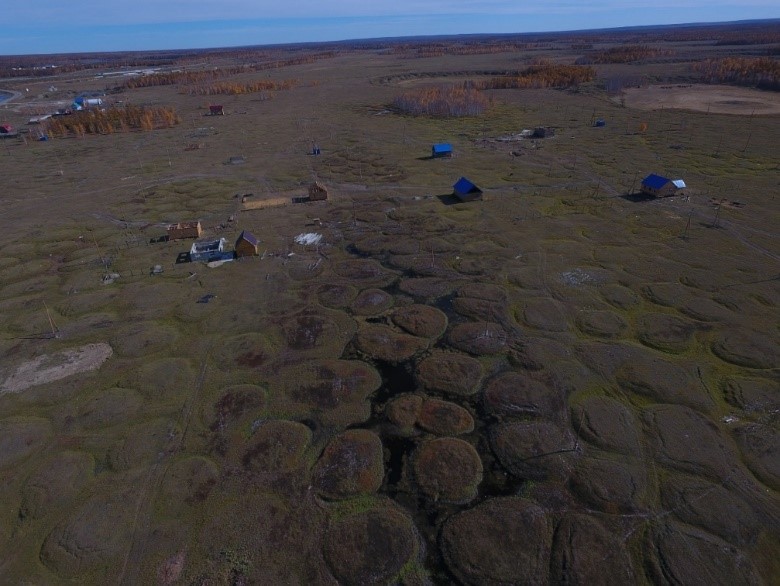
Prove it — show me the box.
[2,1,779,55]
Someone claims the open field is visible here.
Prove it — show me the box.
[0,25,778,584]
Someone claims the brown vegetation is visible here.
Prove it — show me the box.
[45,105,179,137]
[579,44,674,64]
[188,79,297,96]
[475,64,596,89]
[393,85,492,117]
[392,41,540,58]
[693,57,780,90]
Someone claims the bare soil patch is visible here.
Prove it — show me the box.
[623,84,780,115]
[0,343,113,394]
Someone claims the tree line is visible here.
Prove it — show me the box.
[693,57,780,90]
[391,42,541,58]
[187,79,297,96]
[392,64,594,118]
[577,45,674,64]
[44,105,179,137]
[474,65,596,89]
[122,53,335,90]
[393,86,492,117]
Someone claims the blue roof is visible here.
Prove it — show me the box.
[453,176,480,195]
[642,174,671,189]
[432,143,453,153]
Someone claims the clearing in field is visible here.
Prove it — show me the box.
[623,84,780,115]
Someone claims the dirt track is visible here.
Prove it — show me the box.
[623,84,780,115]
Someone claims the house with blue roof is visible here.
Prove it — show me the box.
[640,173,686,197]
[432,143,453,158]
[453,177,483,202]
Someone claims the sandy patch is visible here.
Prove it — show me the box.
[1,343,113,394]
[622,84,780,115]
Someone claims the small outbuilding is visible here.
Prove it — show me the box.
[190,238,227,262]
[453,177,483,202]
[0,124,14,134]
[209,105,225,116]
[532,127,554,138]
[167,221,203,240]
[235,230,260,257]
[308,181,329,202]
[432,143,453,158]
[640,174,685,198]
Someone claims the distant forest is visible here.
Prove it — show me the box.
[1,20,778,91]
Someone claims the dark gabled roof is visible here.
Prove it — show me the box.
[432,143,453,153]
[642,173,671,189]
[237,230,259,246]
[453,176,481,195]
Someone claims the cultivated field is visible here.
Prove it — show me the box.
[0,25,778,584]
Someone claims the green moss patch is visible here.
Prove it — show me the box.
[412,437,482,503]
[313,429,385,499]
[441,497,553,585]
[416,350,483,396]
[323,501,420,586]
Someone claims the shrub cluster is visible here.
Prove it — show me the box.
[45,105,179,137]
[122,53,335,90]
[393,85,492,117]
[392,42,537,58]
[579,45,673,64]
[693,57,780,90]
[475,64,596,89]
[187,79,297,96]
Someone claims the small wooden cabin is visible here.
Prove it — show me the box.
[453,177,483,202]
[235,230,260,257]
[308,182,329,201]
[209,105,225,116]
[167,221,202,240]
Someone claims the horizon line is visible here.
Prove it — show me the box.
[2,17,778,58]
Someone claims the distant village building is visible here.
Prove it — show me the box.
[190,238,227,262]
[235,230,260,257]
[72,96,103,110]
[0,124,13,134]
[209,105,225,116]
[167,221,203,240]
[453,177,483,202]
[640,174,686,197]
[432,143,453,158]
[308,182,329,201]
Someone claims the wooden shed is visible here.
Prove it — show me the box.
[308,182,329,201]
[209,105,225,116]
[167,221,202,240]
[453,177,483,202]
[235,230,260,257]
